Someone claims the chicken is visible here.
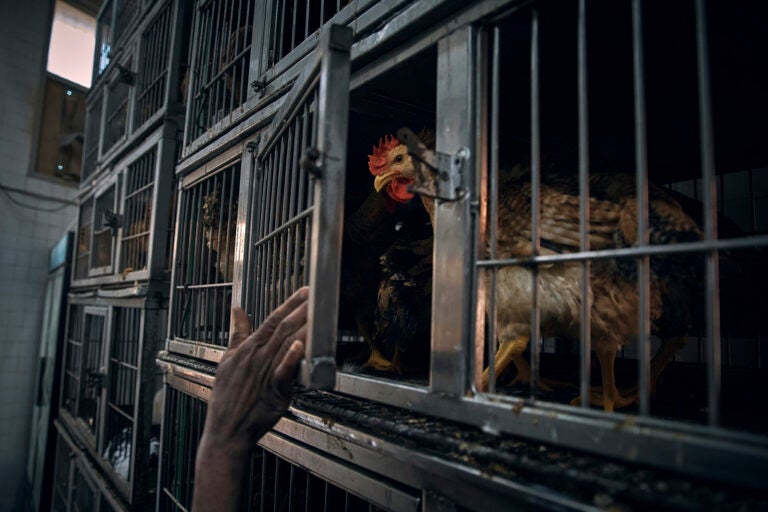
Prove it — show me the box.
[341,133,433,372]
[201,183,237,282]
[372,236,433,373]
[393,127,703,412]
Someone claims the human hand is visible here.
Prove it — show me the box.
[199,287,308,458]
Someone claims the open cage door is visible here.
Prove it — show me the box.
[242,24,352,389]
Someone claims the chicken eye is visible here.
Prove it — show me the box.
[394,155,404,163]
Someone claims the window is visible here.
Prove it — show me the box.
[48,0,96,89]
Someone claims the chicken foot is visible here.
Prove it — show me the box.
[362,345,402,374]
[480,336,556,392]
[571,348,637,412]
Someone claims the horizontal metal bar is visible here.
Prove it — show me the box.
[120,232,150,242]
[174,282,233,290]
[252,207,313,249]
[166,339,224,363]
[259,431,421,512]
[109,358,138,371]
[477,235,768,267]
[335,372,768,490]
[106,401,134,423]
[123,181,155,199]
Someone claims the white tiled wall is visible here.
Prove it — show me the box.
[0,0,78,509]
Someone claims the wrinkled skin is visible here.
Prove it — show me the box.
[193,287,308,512]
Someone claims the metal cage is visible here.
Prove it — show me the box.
[235,24,352,387]
[120,147,157,275]
[114,0,142,46]
[59,295,166,507]
[168,153,241,357]
[134,1,175,130]
[185,0,255,144]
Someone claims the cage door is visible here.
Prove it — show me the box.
[248,24,352,389]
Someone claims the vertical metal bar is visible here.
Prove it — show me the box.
[695,0,721,427]
[530,9,542,400]
[430,27,474,396]
[487,26,500,395]
[632,0,652,416]
[578,0,592,410]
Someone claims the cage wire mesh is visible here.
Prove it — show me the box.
[246,448,385,512]
[159,386,207,512]
[103,307,141,482]
[172,165,240,347]
[80,311,106,436]
[256,0,347,77]
[82,92,102,181]
[244,94,317,325]
[93,186,117,271]
[187,0,254,142]
[121,147,157,274]
[63,305,84,420]
[113,0,141,45]
[135,1,173,128]
[104,58,132,153]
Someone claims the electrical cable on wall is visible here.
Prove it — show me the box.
[0,182,76,212]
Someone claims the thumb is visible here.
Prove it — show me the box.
[229,307,252,350]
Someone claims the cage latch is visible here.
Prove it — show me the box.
[300,147,323,178]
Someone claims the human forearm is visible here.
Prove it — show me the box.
[192,435,250,512]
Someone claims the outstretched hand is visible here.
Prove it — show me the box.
[193,287,308,512]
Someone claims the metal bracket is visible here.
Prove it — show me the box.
[300,147,322,178]
[250,79,267,97]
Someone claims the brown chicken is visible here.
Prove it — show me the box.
[390,128,702,412]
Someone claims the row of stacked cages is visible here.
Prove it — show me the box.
[148,0,768,510]
[53,0,192,510]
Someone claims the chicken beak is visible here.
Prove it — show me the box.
[373,169,399,192]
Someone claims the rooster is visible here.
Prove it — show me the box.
[341,133,433,373]
[394,128,702,412]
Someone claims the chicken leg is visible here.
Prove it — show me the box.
[480,336,555,392]
[571,347,637,412]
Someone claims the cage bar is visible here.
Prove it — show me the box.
[75,199,94,280]
[92,185,117,273]
[529,8,541,400]
[104,58,133,154]
[83,92,103,182]
[103,307,141,483]
[79,310,106,438]
[187,0,254,143]
[631,0,652,416]
[122,148,157,274]
[171,163,240,349]
[159,385,208,512]
[135,1,173,129]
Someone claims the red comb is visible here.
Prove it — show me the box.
[367,135,400,176]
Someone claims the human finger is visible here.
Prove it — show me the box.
[263,300,308,357]
[228,307,252,351]
[274,340,305,396]
[248,287,309,347]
